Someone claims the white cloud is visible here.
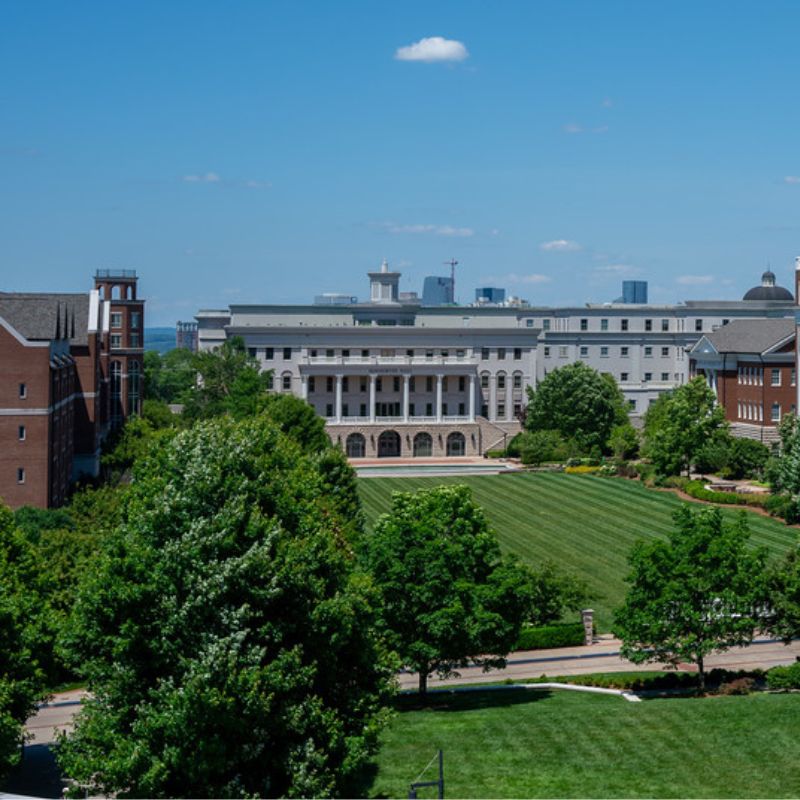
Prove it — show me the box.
[785,176,800,184]
[540,239,581,252]
[383,222,474,237]
[563,123,583,134]
[676,275,713,285]
[395,36,469,63]
[182,172,221,183]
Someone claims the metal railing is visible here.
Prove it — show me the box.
[95,269,137,279]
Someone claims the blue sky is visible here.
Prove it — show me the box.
[3,1,800,323]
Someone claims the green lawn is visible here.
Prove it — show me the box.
[358,473,799,630]
[365,689,800,798]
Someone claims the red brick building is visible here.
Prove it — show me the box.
[690,317,796,444]
[0,271,144,509]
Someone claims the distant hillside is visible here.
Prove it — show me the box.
[145,327,175,354]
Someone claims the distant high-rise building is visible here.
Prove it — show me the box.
[474,287,506,305]
[622,280,648,304]
[176,320,199,352]
[422,276,454,306]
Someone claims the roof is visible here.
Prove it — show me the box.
[702,317,795,354]
[742,285,794,301]
[0,293,91,345]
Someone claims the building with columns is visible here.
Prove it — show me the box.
[196,261,799,458]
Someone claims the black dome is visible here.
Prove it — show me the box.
[743,269,793,301]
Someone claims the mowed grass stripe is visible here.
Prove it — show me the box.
[357,473,799,631]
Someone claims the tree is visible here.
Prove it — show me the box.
[609,423,640,460]
[361,485,532,697]
[767,413,800,495]
[643,377,727,476]
[527,561,590,627]
[764,546,800,643]
[57,415,393,798]
[259,392,331,453]
[724,437,770,480]
[143,348,195,405]
[517,429,568,466]
[525,363,627,453]
[613,506,767,691]
[182,336,272,421]
[0,505,48,779]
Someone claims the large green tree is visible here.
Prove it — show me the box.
[768,413,800,495]
[361,485,532,697]
[143,348,196,405]
[525,363,627,453]
[57,415,394,798]
[613,506,767,691]
[0,506,48,779]
[764,546,800,643]
[643,377,727,476]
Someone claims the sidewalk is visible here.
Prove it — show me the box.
[397,634,800,690]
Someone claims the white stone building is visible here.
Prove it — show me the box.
[196,263,796,457]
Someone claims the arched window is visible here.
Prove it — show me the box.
[496,371,506,390]
[446,431,466,457]
[377,430,401,458]
[282,372,292,391]
[413,432,433,457]
[346,433,366,458]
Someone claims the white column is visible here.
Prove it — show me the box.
[436,374,443,422]
[403,374,410,422]
[335,374,343,423]
[369,374,376,422]
[489,373,497,422]
[469,374,476,422]
[301,375,308,400]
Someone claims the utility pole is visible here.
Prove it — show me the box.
[443,259,458,304]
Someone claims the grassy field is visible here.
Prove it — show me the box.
[358,473,799,630]
[365,689,800,798]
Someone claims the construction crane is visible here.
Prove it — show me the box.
[443,258,458,304]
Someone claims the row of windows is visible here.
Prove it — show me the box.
[110,332,141,349]
[309,375,473,393]
[110,311,142,329]
[530,318,715,333]
[251,346,526,361]
[736,401,795,423]
[737,366,796,387]
[325,402,474,418]
[545,345,673,358]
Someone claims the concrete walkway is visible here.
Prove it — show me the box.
[398,634,800,690]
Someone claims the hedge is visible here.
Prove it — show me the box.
[485,449,506,459]
[515,622,585,650]
[683,480,771,509]
[554,668,764,692]
[766,662,800,690]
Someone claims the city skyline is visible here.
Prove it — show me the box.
[4,1,800,324]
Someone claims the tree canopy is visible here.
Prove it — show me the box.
[643,377,727,476]
[525,363,627,453]
[613,505,767,690]
[361,485,532,696]
[57,415,393,798]
[143,348,195,405]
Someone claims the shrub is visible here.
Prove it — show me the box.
[765,494,800,523]
[718,677,756,695]
[694,439,731,474]
[485,449,506,459]
[564,465,601,474]
[722,438,770,480]
[519,430,568,466]
[505,433,524,458]
[766,662,800,690]
[609,423,640,460]
[660,475,689,490]
[562,668,762,692]
[683,480,771,509]
[515,622,585,650]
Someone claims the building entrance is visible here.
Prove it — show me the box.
[377,430,401,457]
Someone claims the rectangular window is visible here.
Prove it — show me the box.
[661,372,669,381]
[600,319,609,331]
[620,372,629,382]
[514,403,522,417]
[544,347,551,357]
[542,319,551,331]
[283,347,291,360]
[342,349,350,358]
[409,377,416,392]
[644,346,652,357]
[393,376,401,392]
[514,348,522,360]
[481,373,489,388]
[342,377,349,392]
[376,377,383,392]
[111,312,122,329]
[661,319,669,332]
[644,372,652,382]
[600,346,609,357]
[248,347,257,358]
[130,311,141,329]
[772,403,782,422]
[629,399,637,411]
[130,332,141,347]
[111,334,122,349]
[772,368,782,387]
[362,349,370,358]
[426,376,433,392]
[342,403,349,416]
[645,319,652,331]
[526,319,534,328]
[497,374,506,389]
[360,377,367,392]
[326,376,334,392]
[513,374,522,389]
[326,403,334,417]
[18,383,26,399]
[265,347,274,360]
[558,346,568,358]
[440,350,449,358]
[458,402,465,416]
[308,377,316,393]
[459,376,466,391]
[326,349,334,358]
[426,402,433,416]
[497,348,506,360]
[481,348,490,359]
[621,319,629,332]
[481,403,489,417]
[580,318,588,331]
[497,403,505,418]
[360,403,367,416]
[661,346,669,357]
[621,347,629,357]
[18,425,25,441]
[409,403,415,416]
[579,346,588,357]
[17,468,25,484]
[695,319,703,332]
[456,349,465,359]
[425,350,434,360]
